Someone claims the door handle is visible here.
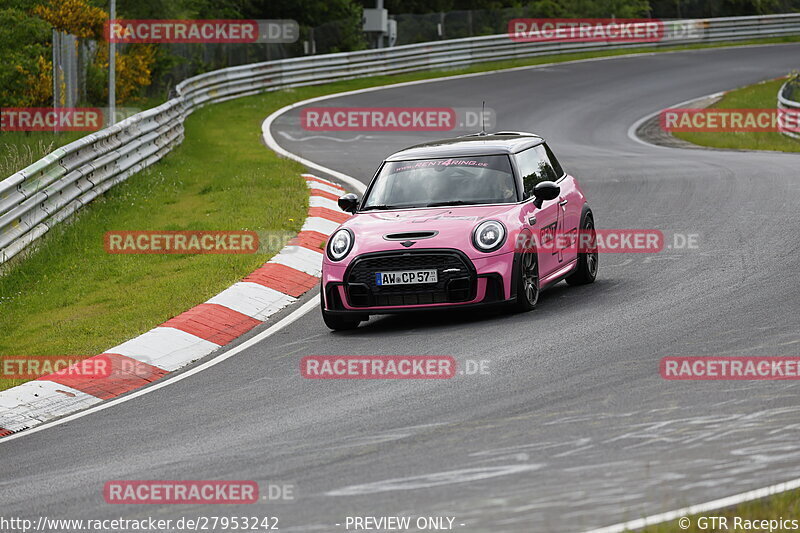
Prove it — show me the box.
[558,199,568,206]
[527,216,536,226]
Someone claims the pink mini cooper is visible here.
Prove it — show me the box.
[320,132,598,330]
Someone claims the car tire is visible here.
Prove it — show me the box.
[321,291,362,331]
[565,206,598,286]
[513,249,539,312]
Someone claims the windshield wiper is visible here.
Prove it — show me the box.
[425,200,476,207]
[360,204,403,211]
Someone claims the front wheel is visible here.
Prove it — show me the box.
[513,250,539,312]
[565,207,598,286]
[321,291,362,331]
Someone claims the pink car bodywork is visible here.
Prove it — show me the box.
[320,132,593,325]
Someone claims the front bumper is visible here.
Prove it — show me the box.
[322,249,515,315]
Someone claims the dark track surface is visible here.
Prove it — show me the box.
[3,45,800,533]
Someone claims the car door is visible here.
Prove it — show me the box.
[543,143,579,267]
[515,144,566,278]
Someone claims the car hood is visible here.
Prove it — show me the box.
[331,204,521,263]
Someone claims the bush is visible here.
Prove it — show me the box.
[0,8,51,107]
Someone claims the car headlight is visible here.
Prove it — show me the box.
[472,220,506,252]
[327,228,354,261]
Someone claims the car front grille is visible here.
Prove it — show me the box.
[345,250,476,307]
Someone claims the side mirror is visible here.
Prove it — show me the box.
[532,181,560,209]
[337,193,359,214]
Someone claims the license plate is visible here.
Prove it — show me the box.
[375,269,438,286]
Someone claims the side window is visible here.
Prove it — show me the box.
[544,143,564,178]
[517,145,559,198]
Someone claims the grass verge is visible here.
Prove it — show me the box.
[640,488,800,532]
[2,35,800,393]
[672,76,800,152]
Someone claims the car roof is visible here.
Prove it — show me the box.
[385,131,545,161]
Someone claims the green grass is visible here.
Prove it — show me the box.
[0,131,83,177]
[640,489,800,532]
[672,76,800,152]
[2,35,800,392]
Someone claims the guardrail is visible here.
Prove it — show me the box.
[778,78,800,140]
[2,13,800,264]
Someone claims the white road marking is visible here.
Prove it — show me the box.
[278,131,368,143]
[582,478,800,533]
[626,91,726,148]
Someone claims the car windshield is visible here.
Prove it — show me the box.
[361,155,517,210]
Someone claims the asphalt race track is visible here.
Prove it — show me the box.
[2,44,800,532]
